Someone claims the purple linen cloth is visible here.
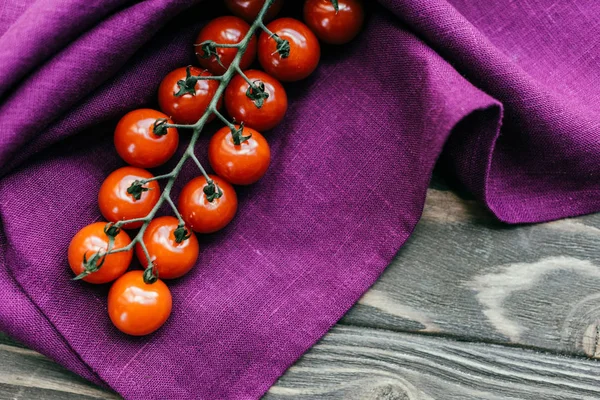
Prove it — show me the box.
[1,0,599,399]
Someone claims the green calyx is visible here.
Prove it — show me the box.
[175,66,200,97]
[104,223,121,238]
[231,123,252,145]
[245,80,269,108]
[127,180,150,201]
[271,34,290,58]
[173,224,191,244]
[153,118,169,136]
[330,0,339,13]
[143,265,158,284]
[195,41,225,69]
[203,180,223,202]
[73,250,105,280]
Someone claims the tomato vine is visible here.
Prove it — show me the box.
[78,0,282,284]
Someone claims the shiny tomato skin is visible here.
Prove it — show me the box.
[225,70,287,131]
[195,16,257,75]
[178,175,238,234]
[108,270,172,336]
[224,0,284,23]
[303,0,364,44]
[158,66,222,125]
[258,18,321,82]
[114,109,178,168]
[68,222,133,284]
[98,167,160,229]
[208,125,271,185]
[136,216,200,279]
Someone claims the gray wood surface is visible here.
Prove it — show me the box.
[2,176,600,399]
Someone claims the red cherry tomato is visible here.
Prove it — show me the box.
[136,216,200,279]
[108,270,172,336]
[178,175,238,233]
[224,0,284,23]
[68,222,133,284]
[114,109,178,168]
[158,66,222,125]
[208,125,271,185]
[225,70,288,131]
[258,18,321,82]
[303,0,364,44]
[98,167,160,229]
[195,16,257,75]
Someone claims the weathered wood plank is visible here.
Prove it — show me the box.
[342,183,600,358]
[4,326,600,400]
[0,333,118,400]
[269,325,600,400]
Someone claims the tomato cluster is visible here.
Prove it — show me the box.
[68,0,364,336]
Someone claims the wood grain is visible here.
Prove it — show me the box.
[5,326,600,400]
[267,325,600,400]
[342,185,600,358]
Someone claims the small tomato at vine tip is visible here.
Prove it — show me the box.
[303,0,364,44]
[258,18,321,82]
[158,66,222,125]
[195,16,257,75]
[98,167,160,229]
[108,270,172,336]
[136,216,200,279]
[114,109,178,168]
[224,0,284,23]
[68,222,133,284]
[178,174,238,234]
[225,70,288,132]
[209,125,271,185]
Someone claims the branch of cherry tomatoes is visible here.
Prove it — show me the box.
[67,0,364,336]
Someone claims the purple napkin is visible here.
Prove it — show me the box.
[1,0,599,398]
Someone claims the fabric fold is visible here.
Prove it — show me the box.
[1,1,598,399]
[380,0,600,222]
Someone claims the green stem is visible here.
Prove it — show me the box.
[96,0,277,281]
[165,194,185,226]
[141,173,175,183]
[213,109,235,129]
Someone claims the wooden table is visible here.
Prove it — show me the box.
[3,173,600,399]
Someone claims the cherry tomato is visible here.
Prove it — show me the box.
[209,125,270,185]
[195,16,257,75]
[303,0,364,44]
[158,66,222,125]
[224,0,284,23]
[68,222,133,284]
[178,175,238,233]
[98,167,160,229]
[136,216,200,279]
[225,70,287,131]
[258,18,321,82]
[108,270,172,336]
[114,109,178,168]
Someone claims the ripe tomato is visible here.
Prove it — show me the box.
[98,167,160,229]
[68,222,133,284]
[158,66,222,125]
[258,18,321,82]
[224,0,284,23]
[208,125,270,185]
[108,270,172,336]
[195,16,257,75]
[114,109,178,168]
[136,216,199,279]
[178,175,238,233]
[225,70,287,131]
[303,0,364,44]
